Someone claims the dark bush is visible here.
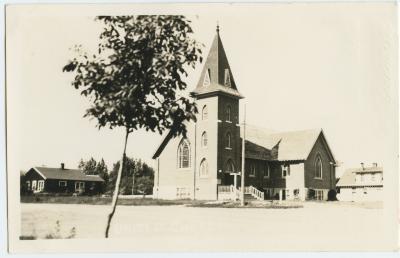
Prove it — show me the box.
[327,189,337,201]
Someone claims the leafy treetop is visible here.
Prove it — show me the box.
[63,15,203,137]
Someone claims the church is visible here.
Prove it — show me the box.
[152,26,337,201]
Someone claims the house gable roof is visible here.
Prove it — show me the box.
[33,167,104,182]
[337,167,383,187]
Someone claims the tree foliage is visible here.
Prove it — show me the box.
[78,157,109,184]
[108,157,154,195]
[63,15,202,238]
[63,15,203,136]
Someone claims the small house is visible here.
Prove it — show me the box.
[24,163,104,195]
[336,163,383,202]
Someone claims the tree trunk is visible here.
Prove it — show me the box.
[105,128,130,238]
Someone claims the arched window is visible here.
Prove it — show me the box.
[315,156,323,178]
[224,69,231,87]
[202,105,208,120]
[178,138,190,168]
[225,159,235,173]
[201,132,208,147]
[203,69,211,87]
[199,159,208,178]
[226,132,231,148]
[226,105,231,122]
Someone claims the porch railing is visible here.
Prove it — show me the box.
[218,185,264,201]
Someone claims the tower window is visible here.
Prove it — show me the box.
[315,156,323,179]
[224,69,231,87]
[225,159,235,173]
[178,138,191,168]
[202,105,208,120]
[226,132,231,149]
[226,105,232,122]
[203,69,211,87]
[201,132,208,147]
[199,158,209,178]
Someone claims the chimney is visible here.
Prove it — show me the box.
[61,163,65,170]
[373,162,378,167]
[360,162,364,170]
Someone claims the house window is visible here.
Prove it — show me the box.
[315,156,323,179]
[249,164,256,177]
[201,132,208,147]
[178,138,190,168]
[225,159,235,173]
[224,69,231,87]
[203,69,211,87]
[37,180,44,192]
[32,180,37,191]
[202,105,208,120]
[226,132,231,149]
[75,181,85,192]
[25,181,30,190]
[226,105,232,122]
[282,164,290,178]
[59,181,67,187]
[199,159,209,178]
[264,164,270,178]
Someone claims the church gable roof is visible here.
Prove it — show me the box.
[191,26,243,99]
[241,126,326,161]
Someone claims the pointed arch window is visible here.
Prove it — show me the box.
[199,158,209,178]
[226,132,232,149]
[226,105,232,122]
[225,159,235,173]
[201,131,208,147]
[202,105,208,120]
[224,69,231,87]
[315,156,323,179]
[178,139,191,168]
[203,69,211,87]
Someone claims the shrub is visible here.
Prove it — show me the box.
[327,189,337,201]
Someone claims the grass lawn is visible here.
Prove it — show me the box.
[19,201,386,251]
[20,195,203,206]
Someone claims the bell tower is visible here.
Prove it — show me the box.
[191,26,244,198]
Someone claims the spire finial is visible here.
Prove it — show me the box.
[216,21,220,33]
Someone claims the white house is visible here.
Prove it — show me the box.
[336,163,383,202]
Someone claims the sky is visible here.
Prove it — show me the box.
[6,3,398,177]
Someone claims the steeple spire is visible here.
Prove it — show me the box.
[191,26,243,99]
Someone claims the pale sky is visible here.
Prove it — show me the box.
[6,3,398,177]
